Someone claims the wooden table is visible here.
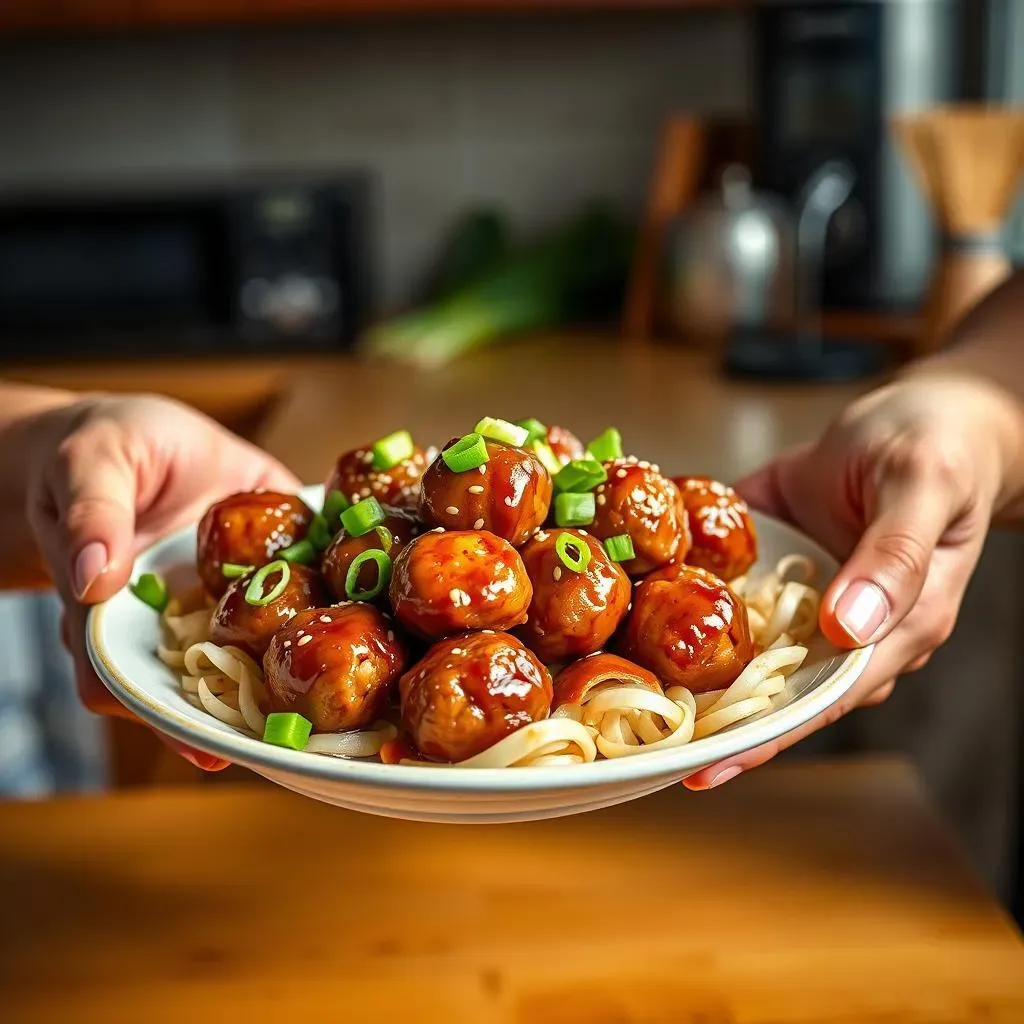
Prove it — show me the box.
[2,758,1022,1023]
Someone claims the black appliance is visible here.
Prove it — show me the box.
[0,174,372,360]
[755,0,961,310]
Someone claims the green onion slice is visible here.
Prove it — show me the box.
[530,440,562,476]
[604,534,635,563]
[555,492,596,528]
[263,712,313,751]
[244,560,291,607]
[374,525,394,553]
[554,458,607,494]
[345,548,392,602]
[221,563,254,579]
[555,533,592,573]
[341,496,386,538]
[516,418,548,445]
[474,416,529,448]
[372,429,415,471]
[322,489,351,527]
[586,427,623,463]
[308,513,334,551]
[442,432,489,473]
[130,572,168,612]
[279,539,317,565]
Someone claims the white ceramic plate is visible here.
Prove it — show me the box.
[87,486,872,824]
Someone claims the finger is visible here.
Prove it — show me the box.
[819,470,957,649]
[46,432,137,604]
[733,445,810,520]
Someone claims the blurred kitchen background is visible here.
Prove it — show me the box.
[2,0,1024,913]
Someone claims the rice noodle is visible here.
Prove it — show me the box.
[158,548,824,767]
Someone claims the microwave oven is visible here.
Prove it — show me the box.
[0,174,373,360]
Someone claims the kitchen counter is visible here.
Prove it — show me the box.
[3,757,1023,1023]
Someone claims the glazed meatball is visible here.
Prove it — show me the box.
[419,438,552,546]
[400,631,553,762]
[210,564,330,658]
[546,424,586,466]
[589,458,690,576]
[197,491,314,599]
[673,476,758,581]
[321,506,421,602]
[326,441,429,509]
[263,604,408,733]
[516,529,631,663]
[619,564,754,694]
[390,529,532,640]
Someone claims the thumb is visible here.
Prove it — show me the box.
[820,472,954,649]
[51,442,138,604]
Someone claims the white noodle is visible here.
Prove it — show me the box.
[305,722,397,758]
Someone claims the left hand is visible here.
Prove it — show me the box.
[26,393,301,771]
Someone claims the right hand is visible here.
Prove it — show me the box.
[685,372,1024,790]
[26,393,301,771]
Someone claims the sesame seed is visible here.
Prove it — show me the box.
[283,640,291,648]
[446,505,460,515]
[473,518,485,530]
[451,647,463,655]
[433,526,445,533]
[363,452,374,464]
[361,488,371,498]
[319,615,332,624]
[536,531,549,542]
[468,484,485,495]
[638,460,650,469]
[387,630,395,641]
[298,635,313,647]
[578,530,587,536]
[504,496,513,506]
[597,494,607,505]
[478,466,486,475]
[295,630,305,637]
[350,494,361,505]
[553,566,562,581]
[651,464,661,474]
[616,469,627,479]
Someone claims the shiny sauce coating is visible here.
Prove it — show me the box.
[197,491,314,598]
[263,604,408,733]
[516,529,631,663]
[589,459,690,576]
[673,476,758,581]
[419,438,552,546]
[210,564,331,658]
[619,564,754,693]
[390,529,532,640]
[400,631,552,762]
[326,443,429,509]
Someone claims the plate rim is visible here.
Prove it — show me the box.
[86,499,873,794]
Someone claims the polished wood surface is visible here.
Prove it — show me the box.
[0,0,742,35]
[2,758,1022,1022]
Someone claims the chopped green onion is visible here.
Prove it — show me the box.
[244,560,291,607]
[604,534,635,563]
[341,496,386,538]
[516,417,548,445]
[263,712,312,751]
[530,440,562,476]
[586,427,623,463]
[322,489,351,527]
[345,548,392,602]
[555,533,592,573]
[221,563,254,579]
[555,492,596,527]
[372,429,415,471]
[554,458,607,494]
[130,572,168,612]
[280,539,316,565]
[308,513,334,551]
[474,416,529,448]
[442,432,490,473]
[374,525,394,553]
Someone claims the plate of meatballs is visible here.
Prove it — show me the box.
[88,418,872,823]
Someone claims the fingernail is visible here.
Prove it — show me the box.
[709,765,743,789]
[182,751,222,771]
[835,580,889,645]
[73,541,109,600]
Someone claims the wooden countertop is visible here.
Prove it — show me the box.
[3,758,1023,1022]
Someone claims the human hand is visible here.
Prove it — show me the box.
[685,373,1024,790]
[26,394,301,772]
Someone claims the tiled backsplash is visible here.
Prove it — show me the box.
[0,11,750,308]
